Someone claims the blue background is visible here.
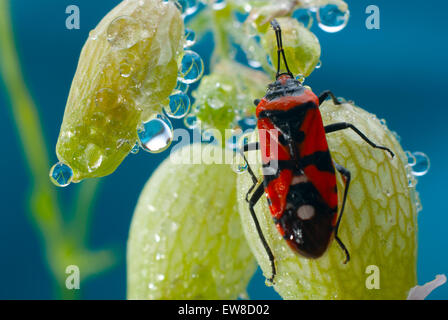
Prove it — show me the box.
[0,0,446,299]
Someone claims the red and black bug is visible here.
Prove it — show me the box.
[241,19,394,283]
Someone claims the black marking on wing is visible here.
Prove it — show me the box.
[262,160,298,186]
[301,151,335,174]
[277,181,334,258]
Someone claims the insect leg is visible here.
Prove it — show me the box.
[318,90,341,106]
[334,163,351,264]
[325,122,395,158]
[240,143,260,201]
[249,183,277,283]
[240,143,277,281]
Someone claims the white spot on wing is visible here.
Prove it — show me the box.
[291,175,308,185]
[297,205,315,220]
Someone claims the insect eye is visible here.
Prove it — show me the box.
[254,99,261,106]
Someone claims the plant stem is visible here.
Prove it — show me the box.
[0,0,116,299]
[210,6,233,64]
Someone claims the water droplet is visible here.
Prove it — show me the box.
[317,4,350,33]
[232,153,248,174]
[107,16,142,50]
[156,274,165,281]
[138,114,173,153]
[315,60,322,69]
[238,292,249,300]
[119,61,133,78]
[174,80,189,94]
[265,278,274,287]
[184,113,199,129]
[292,8,313,29]
[89,30,98,40]
[178,50,204,84]
[130,142,140,154]
[416,200,423,212]
[85,143,103,173]
[49,162,73,187]
[213,0,227,10]
[207,97,224,110]
[95,88,118,110]
[176,0,199,17]
[408,174,417,188]
[147,282,156,290]
[411,152,430,177]
[164,92,191,118]
[184,28,196,48]
[248,59,262,68]
[295,74,305,83]
[391,130,401,143]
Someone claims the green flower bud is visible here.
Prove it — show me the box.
[193,60,270,134]
[56,0,184,182]
[237,100,418,299]
[262,17,321,77]
[128,144,257,299]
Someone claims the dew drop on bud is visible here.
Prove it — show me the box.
[138,114,173,153]
[49,162,73,187]
[164,92,191,119]
[119,61,133,78]
[248,59,262,69]
[295,74,305,83]
[106,16,142,50]
[411,152,430,177]
[317,4,350,33]
[95,88,118,110]
[184,28,196,48]
[178,50,204,84]
[130,142,140,154]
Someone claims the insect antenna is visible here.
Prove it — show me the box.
[270,19,294,79]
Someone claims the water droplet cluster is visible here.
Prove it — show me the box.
[404,151,430,212]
